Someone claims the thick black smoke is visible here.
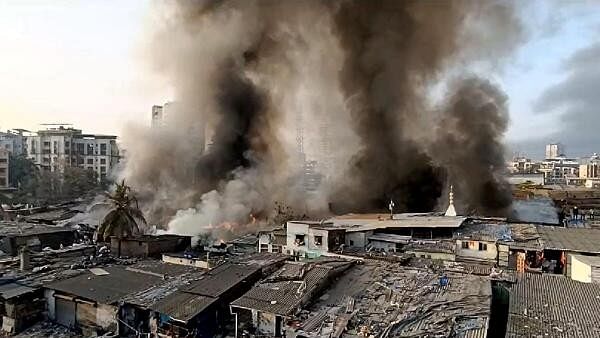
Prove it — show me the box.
[328,1,460,212]
[122,0,523,235]
[195,62,265,189]
[432,78,513,215]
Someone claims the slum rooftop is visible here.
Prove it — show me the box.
[506,273,600,338]
[298,260,491,337]
[231,261,335,316]
[0,221,74,237]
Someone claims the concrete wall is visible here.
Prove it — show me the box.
[258,233,283,253]
[44,289,56,320]
[455,239,497,263]
[111,236,191,258]
[570,255,593,283]
[346,231,372,249]
[307,228,329,252]
[96,304,117,331]
[162,254,210,269]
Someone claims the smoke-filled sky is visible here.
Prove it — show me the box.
[0,0,599,159]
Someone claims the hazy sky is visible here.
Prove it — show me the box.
[0,1,599,157]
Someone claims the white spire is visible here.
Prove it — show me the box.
[445,185,457,217]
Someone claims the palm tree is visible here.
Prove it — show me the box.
[96,180,147,244]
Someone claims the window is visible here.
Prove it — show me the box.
[478,242,488,251]
[0,158,6,163]
[77,143,84,155]
[461,241,469,249]
[87,144,94,155]
[77,158,84,165]
[0,178,5,186]
[100,166,106,173]
[53,141,58,154]
[43,141,50,147]
[349,240,355,246]
[100,158,106,164]
[0,168,6,174]
[87,158,93,165]
[314,235,323,246]
[294,234,306,246]
[100,143,107,155]
[260,244,269,252]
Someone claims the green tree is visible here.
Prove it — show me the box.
[9,154,36,188]
[62,167,100,199]
[96,180,147,243]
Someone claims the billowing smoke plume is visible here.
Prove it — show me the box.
[432,78,512,215]
[121,0,523,238]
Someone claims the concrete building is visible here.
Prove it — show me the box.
[453,221,510,266]
[151,105,165,128]
[579,162,600,179]
[109,235,191,258]
[0,148,9,189]
[285,221,345,258]
[258,228,286,254]
[284,213,466,258]
[538,157,579,184]
[508,157,540,174]
[569,254,600,284]
[545,143,563,159]
[0,130,25,156]
[24,126,119,181]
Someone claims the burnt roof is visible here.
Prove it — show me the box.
[507,273,600,338]
[45,266,163,304]
[185,263,261,297]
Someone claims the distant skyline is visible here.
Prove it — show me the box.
[0,1,599,158]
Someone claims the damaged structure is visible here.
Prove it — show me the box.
[230,260,352,336]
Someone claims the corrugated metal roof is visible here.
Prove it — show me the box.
[231,263,331,316]
[150,291,217,322]
[537,227,600,253]
[185,263,260,297]
[506,273,600,338]
[45,266,162,304]
[0,283,38,300]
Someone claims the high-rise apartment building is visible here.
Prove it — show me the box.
[0,148,9,188]
[24,126,119,181]
[545,143,563,159]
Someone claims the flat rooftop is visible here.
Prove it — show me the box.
[322,213,468,232]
